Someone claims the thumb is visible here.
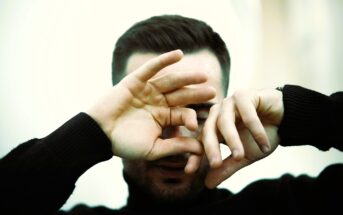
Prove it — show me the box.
[205,157,251,189]
[145,137,203,160]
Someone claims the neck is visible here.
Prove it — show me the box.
[123,171,225,212]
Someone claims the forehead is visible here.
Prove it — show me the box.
[125,50,224,101]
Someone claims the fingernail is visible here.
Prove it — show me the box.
[232,149,240,160]
[261,145,270,153]
[210,158,221,168]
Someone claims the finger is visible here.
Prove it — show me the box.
[217,99,244,160]
[161,107,198,131]
[185,154,203,174]
[234,93,270,153]
[165,86,216,106]
[150,70,208,93]
[133,50,183,82]
[202,104,222,168]
[146,137,203,160]
[205,156,250,189]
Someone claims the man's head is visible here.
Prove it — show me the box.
[111,15,230,203]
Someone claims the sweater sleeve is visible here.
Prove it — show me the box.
[278,85,343,151]
[0,113,113,215]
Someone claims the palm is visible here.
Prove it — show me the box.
[110,80,170,159]
[88,50,215,161]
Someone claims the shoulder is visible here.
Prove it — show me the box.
[236,163,343,200]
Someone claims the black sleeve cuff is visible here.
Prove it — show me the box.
[278,85,342,151]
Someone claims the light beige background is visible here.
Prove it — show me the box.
[0,0,342,210]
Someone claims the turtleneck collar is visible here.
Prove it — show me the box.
[122,171,232,213]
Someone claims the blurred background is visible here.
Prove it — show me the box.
[0,0,342,210]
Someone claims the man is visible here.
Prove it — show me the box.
[1,15,342,215]
[0,15,230,214]
[110,15,233,203]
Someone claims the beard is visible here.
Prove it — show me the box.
[123,156,209,204]
[144,169,207,203]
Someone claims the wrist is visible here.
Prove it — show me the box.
[274,89,284,125]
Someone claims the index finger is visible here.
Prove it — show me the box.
[234,93,270,153]
[132,50,183,82]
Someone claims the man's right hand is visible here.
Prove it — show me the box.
[87,50,215,160]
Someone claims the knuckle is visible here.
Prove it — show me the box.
[145,148,157,160]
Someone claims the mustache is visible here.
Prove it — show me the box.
[149,154,189,168]
[153,154,189,162]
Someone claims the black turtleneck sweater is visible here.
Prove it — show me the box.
[0,85,342,215]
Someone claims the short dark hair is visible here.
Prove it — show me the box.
[112,15,230,95]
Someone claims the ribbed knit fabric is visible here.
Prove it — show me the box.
[0,113,113,215]
[278,85,343,151]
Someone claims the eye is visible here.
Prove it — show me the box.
[187,103,213,125]
[196,109,209,124]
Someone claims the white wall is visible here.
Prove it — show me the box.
[0,0,342,211]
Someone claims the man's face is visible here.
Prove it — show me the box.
[122,49,224,202]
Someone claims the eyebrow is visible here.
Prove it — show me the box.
[186,102,215,110]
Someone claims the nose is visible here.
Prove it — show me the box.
[162,126,194,139]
